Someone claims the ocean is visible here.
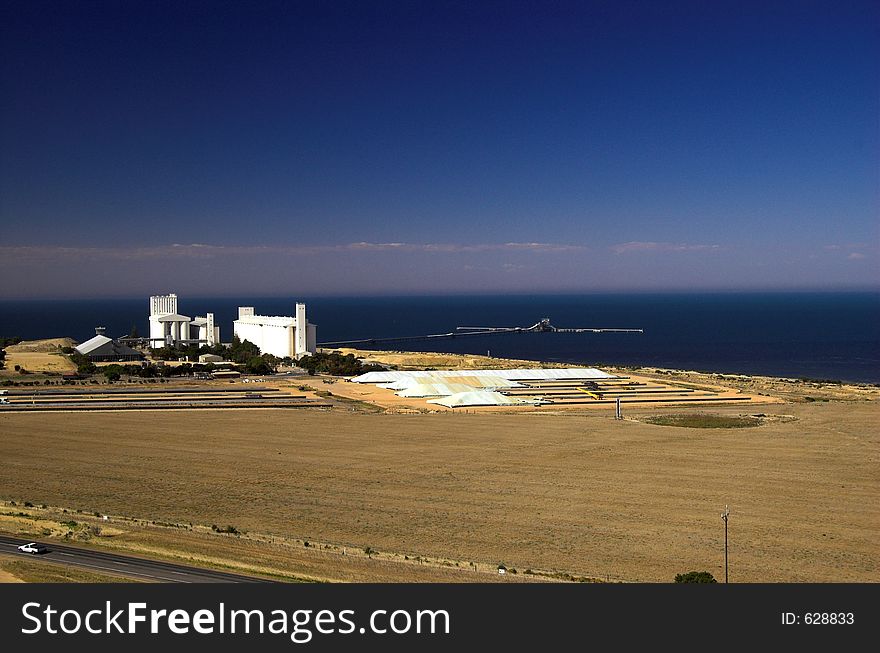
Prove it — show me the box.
[1,292,878,383]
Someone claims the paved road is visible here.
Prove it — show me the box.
[0,535,271,583]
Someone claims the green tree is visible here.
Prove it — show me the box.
[674,571,717,583]
[295,352,385,376]
[228,336,261,364]
[68,351,97,375]
[245,356,272,375]
[103,365,123,383]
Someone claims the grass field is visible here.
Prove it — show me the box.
[0,401,877,582]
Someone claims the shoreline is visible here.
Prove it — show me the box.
[329,344,880,386]
[332,347,880,397]
[2,339,877,406]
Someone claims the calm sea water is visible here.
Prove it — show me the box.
[1,293,878,383]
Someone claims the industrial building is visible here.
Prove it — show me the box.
[148,293,219,349]
[233,303,316,359]
[75,327,144,362]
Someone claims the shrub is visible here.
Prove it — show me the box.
[245,356,273,375]
[296,352,386,376]
[674,571,717,583]
[644,414,760,429]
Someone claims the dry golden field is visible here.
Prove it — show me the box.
[1,338,77,376]
[1,401,877,582]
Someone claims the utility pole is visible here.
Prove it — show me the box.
[721,504,730,583]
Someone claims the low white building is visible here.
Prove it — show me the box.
[148,293,219,349]
[233,303,316,359]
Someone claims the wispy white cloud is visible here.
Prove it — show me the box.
[825,243,875,261]
[0,241,587,262]
[610,241,720,255]
[345,242,407,250]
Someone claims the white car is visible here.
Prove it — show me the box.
[17,542,48,555]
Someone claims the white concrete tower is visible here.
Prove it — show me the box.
[150,293,178,317]
[206,313,217,346]
[148,293,190,348]
[295,303,307,357]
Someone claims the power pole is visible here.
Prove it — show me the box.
[721,504,730,583]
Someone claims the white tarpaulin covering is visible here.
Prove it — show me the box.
[351,368,614,384]
[378,381,412,390]
[396,383,479,398]
[437,375,523,388]
[379,375,523,390]
[426,391,542,408]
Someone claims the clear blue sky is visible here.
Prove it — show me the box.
[1,0,877,297]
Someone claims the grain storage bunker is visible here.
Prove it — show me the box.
[233,303,317,358]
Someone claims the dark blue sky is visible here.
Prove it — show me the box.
[1,0,877,297]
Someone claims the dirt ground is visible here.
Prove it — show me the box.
[0,401,876,582]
